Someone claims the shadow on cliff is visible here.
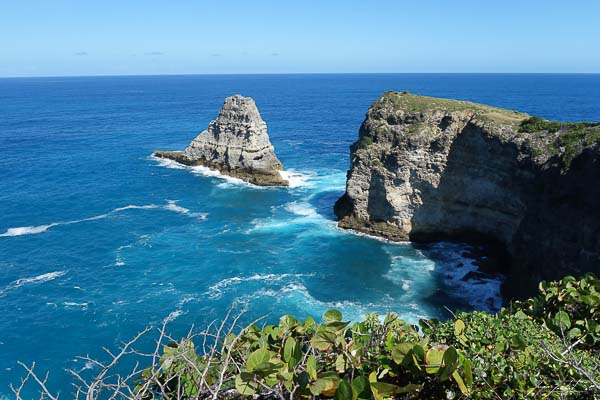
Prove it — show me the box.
[408,123,600,299]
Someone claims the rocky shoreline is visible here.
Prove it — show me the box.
[335,91,600,298]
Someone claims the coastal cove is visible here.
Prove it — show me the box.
[1,73,600,395]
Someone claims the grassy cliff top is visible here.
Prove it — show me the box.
[377,91,530,124]
[370,91,600,167]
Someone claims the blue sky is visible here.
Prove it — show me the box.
[1,0,599,77]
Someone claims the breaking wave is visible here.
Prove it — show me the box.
[382,243,504,313]
[0,270,67,297]
[207,273,314,299]
[0,201,206,238]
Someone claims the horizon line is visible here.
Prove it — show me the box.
[1,71,600,79]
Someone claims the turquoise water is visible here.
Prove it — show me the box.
[1,74,600,396]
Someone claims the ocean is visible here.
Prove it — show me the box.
[1,73,599,396]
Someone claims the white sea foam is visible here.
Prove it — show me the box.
[207,273,313,299]
[246,199,337,236]
[0,270,67,297]
[189,165,251,186]
[164,310,184,323]
[113,204,160,212]
[63,302,89,310]
[152,154,316,190]
[15,271,67,287]
[0,201,206,238]
[153,156,187,170]
[164,200,207,219]
[0,224,57,237]
[76,360,96,373]
[279,170,311,188]
[285,201,318,217]
[234,282,425,323]
[382,243,504,313]
[151,154,258,187]
[114,244,132,267]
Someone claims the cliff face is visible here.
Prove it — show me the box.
[335,91,600,298]
[155,95,288,186]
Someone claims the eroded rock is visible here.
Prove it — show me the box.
[155,95,288,186]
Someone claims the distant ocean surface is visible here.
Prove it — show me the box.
[1,74,600,396]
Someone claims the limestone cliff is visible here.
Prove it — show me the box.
[335,91,600,298]
[155,95,288,186]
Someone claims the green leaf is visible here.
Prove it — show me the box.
[568,327,582,339]
[554,311,571,330]
[335,354,348,373]
[371,382,420,395]
[327,321,351,331]
[235,373,257,395]
[412,344,425,361]
[283,336,297,363]
[391,343,413,365]
[368,371,377,383]
[311,330,337,351]
[439,347,459,380]
[279,315,300,332]
[304,316,317,331]
[351,376,371,400]
[425,349,444,374]
[252,361,279,374]
[370,382,401,396]
[454,319,466,336]
[335,380,353,400]
[324,309,343,324]
[307,354,318,380]
[296,371,310,389]
[514,310,528,320]
[310,375,340,397]
[246,348,271,372]
[452,370,469,395]
[463,358,473,386]
[511,334,527,350]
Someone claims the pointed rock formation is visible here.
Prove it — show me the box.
[154,95,288,186]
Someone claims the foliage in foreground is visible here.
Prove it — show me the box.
[13,274,600,399]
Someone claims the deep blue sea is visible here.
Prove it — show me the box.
[1,74,600,397]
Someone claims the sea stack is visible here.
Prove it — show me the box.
[335,91,600,298]
[154,95,288,186]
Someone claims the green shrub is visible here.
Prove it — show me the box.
[558,123,600,167]
[358,135,374,149]
[519,116,561,133]
[512,273,600,347]
[132,275,599,399]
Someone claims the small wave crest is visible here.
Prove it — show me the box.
[153,156,187,170]
[0,270,67,297]
[382,243,504,313]
[163,200,208,219]
[284,201,318,217]
[207,273,313,299]
[0,224,57,237]
[246,203,335,235]
[0,201,206,238]
[234,282,425,323]
[279,170,311,188]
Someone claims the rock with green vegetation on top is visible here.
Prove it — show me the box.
[335,91,600,298]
